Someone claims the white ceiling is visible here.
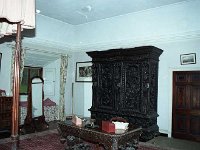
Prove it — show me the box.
[36,0,187,25]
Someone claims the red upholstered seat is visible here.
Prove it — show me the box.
[20,98,56,107]
[20,101,28,107]
[44,98,56,106]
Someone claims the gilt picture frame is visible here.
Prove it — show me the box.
[180,53,196,65]
[76,61,92,82]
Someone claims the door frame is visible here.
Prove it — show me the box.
[167,67,200,138]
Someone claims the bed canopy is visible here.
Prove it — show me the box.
[0,0,35,140]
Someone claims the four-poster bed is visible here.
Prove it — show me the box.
[0,0,35,141]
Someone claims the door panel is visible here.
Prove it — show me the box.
[172,71,200,142]
[190,86,200,109]
[190,116,200,135]
[43,68,55,96]
[175,115,187,132]
[176,86,187,108]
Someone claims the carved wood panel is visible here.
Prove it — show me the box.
[98,63,115,110]
[121,62,142,113]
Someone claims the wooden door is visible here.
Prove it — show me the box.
[172,71,200,142]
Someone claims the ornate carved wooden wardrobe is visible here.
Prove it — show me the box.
[87,46,163,141]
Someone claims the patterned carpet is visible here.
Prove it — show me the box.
[0,129,163,150]
[0,130,64,150]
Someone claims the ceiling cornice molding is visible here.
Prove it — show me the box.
[70,30,200,51]
[7,29,199,52]
[22,38,72,53]
[6,38,72,54]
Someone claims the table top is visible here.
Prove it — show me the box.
[58,120,142,150]
[58,120,142,137]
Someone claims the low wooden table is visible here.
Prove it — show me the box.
[57,121,142,150]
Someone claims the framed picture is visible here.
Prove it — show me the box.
[180,53,196,65]
[0,89,6,96]
[76,61,92,82]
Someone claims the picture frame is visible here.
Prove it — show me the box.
[180,53,196,65]
[0,89,6,96]
[76,61,92,82]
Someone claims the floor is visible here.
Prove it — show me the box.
[1,121,200,150]
[0,120,59,139]
[25,121,200,150]
[147,135,200,150]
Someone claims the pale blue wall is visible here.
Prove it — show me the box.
[0,43,12,95]
[66,52,92,117]
[23,14,75,47]
[155,39,200,135]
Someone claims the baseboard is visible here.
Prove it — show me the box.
[159,129,171,137]
[159,132,168,137]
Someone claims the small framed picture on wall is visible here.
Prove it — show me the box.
[180,53,196,65]
[75,61,92,82]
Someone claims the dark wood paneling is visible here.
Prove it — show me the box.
[0,97,12,130]
[173,71,200,142]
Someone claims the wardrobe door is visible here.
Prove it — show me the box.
[94,62,122,112]
[120,62,143,114]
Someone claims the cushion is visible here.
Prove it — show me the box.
[44,98,56,106]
